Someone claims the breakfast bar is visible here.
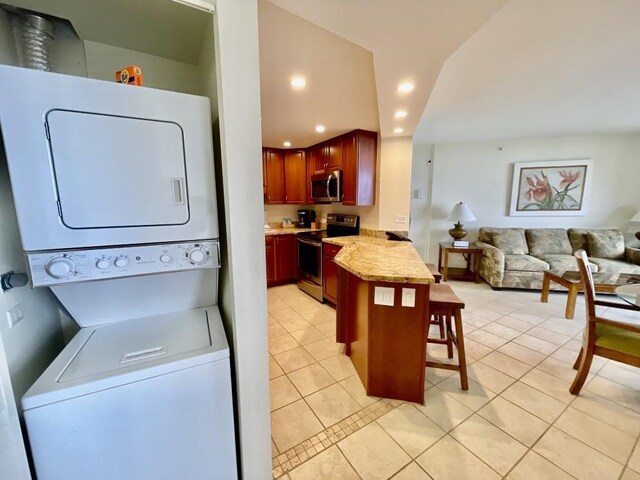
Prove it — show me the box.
[332,238,435,404]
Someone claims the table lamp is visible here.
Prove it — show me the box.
[448,202,476,241]
[630,210,640,241]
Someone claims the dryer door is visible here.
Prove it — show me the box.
[47,110,189,229]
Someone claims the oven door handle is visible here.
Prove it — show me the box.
[298,238,322,247]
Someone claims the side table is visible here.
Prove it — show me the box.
[438,242,482,283]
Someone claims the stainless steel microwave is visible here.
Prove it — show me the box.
[311,170,341,203]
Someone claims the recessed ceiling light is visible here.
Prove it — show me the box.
[315,125,325,133]
[394,110,408,119]
[397,82,414,93]
[290,77,306,89]
[393,127,404,134]
[283,141,291,147]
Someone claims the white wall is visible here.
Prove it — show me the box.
[408,142,433,259]
[377,136,413,230]
[427,132,640,263]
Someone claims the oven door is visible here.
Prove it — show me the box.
[298,237,322,285]
[311,170,341,203]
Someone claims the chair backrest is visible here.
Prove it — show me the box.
[575,249,596,318]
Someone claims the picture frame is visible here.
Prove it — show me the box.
[509,159,593,216]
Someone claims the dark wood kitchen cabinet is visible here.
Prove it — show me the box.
[342,130,377,206]
[265,234,298,286]
[322,243,342,303]
[264,148,307,205]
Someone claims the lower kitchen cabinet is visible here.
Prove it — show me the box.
[266,234,298,286]
[322,243,342,303]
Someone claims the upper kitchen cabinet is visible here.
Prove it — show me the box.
[327,138,343,171]
[342,130,377,206]
[263,148,307,205]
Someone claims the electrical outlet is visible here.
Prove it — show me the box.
[373,287,394,306]
[413,188,424,199]
[394,215,407,224]
[7,304,24,328]
[401,288,416,307]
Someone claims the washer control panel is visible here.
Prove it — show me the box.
[27,240,220,287]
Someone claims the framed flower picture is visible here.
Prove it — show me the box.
[509,159,594,216]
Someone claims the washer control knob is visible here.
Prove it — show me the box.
[160,254,172,264]
[46,257,77,279]
[96,259,110,270]
[188,247,207,265]
[114,257,128,268]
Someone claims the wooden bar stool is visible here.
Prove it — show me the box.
[425,263,445,339]
[426,283,468,390]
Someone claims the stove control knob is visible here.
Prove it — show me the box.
[46,256,77,279]
[96,259,110,270]
[160,254,172,264]
[114,257,128,268]
[188,247,207,265]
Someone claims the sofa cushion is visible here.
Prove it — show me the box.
[526,229,573,256]
[478,227,529,254]
[587,230,625,259]
[536,253,599,275]
[589,258,640,275]
[504,255,549,272]
[568,228,590,253]
[493,229,528,255]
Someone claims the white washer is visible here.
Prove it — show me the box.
[22,306,237,480]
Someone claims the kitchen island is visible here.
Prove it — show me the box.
[331,237,434,404]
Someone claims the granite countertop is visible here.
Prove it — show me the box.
[327,236,435,284]
[265,227,324,236]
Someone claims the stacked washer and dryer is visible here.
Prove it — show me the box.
[0,65,237,479]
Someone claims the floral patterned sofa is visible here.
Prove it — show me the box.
[474,227,640,289]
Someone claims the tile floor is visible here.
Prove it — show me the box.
[267,281,640,480]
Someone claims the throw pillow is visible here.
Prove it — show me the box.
[526,229,573,256]
[587,230,625,259]
[492,229,527,255]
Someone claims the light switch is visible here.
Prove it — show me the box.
[401,288,416,307]
[374,287,395,306]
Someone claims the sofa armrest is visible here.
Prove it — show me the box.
[473,241,505,288]
[625,247,640,266]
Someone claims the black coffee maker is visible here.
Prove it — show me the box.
[298,209,312,228]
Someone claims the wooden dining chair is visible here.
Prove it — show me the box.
[570,249,640,395]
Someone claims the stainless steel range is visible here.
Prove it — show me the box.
[297,214,359,301]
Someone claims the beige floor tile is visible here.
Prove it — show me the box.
[272,438,278,457]
[554,407,635,464]
[287,363,336,397]
[628,442,640,472]
[425,366,456,385]
[338,421,411,480]
[462,311,494,328]
[571,390,640,438]
[302,309,336,325]
[526,325,572,346]
[467,362,516,393]
[501,381,566,423]
[550,346,582,365]
[416,435,500,480]
[482,322,522,340]
[391,462,432,480]
[507,451,575,480]
[377,404,445,458]
[467,329,510,349]
[512,334,558,355]
[586,376,640,413]
[450,414,527,475]
[319,354,357,381]
[273,307,305,322]
[289,445,359,480]
[274,347,316,373]
[339,374,378,407]
[509,309,548,325]
[539,317,584,336]
[270,376,302,411]
[269,356,285,380]
[306,384,361,427]
[271,399,324,452]
[279,315,313,333]
[480,351,532,378]
[304,338,342,361]
[478,396,548,447]
[289,326,326,346]
[461,338,494,361]
[534,427,623,480]
[269,333,300,355]
[438,376,496,411]
[472,307,505,322]
[536,356,585,383]
[498,341,547,366]
[598,362,640,391]
[269,322,288,338]
[417,386,474,432]
[622,469,640,480]
[520,368,574,403]
[495,315,535,333]
[314,321,336,337]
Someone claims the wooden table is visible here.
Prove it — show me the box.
[541,270,640,319]
[438,242,482,283]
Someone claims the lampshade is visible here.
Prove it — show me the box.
[630,210,640,223]
[448,202,476,223]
